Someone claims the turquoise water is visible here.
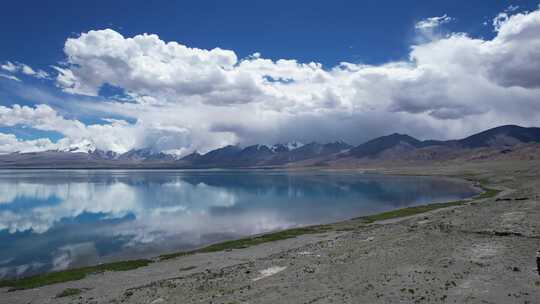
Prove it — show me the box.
[0,170,477,278]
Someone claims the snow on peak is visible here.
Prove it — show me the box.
[270,141,304,152]
[286,141,304,150]
[62,139,97,153]
[162,148,189,159]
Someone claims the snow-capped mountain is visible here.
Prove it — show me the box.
[57,142,180,161]
[60,139,97,153]
[118,147,176,161]
[286,141,304,150]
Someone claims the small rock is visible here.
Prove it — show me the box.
[150,298,165,304]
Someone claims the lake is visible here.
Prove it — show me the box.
[0,170,477,279]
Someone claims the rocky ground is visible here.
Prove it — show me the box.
[2,160,540,304]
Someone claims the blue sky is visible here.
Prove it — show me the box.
[2,1,535,67]
[1,1,540,154]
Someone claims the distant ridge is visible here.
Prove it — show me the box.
[456,125,540,148]
[347,125,540,159]
[178,141,352,168]
[1,125,540,168]
[348,133,423,159]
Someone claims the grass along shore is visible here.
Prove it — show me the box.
[0,177,499,291]
[0,260,152,291]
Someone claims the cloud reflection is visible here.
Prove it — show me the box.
[0,171,476,278]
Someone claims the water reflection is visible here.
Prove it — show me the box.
[0,170,476,278]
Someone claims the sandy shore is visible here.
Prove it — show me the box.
[2,160,540,304]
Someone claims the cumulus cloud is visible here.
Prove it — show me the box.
[0,104,206,154]
[56,29,240,98]
[485,10,540,88]
[2,7,540,155]
[0,133,57,154]
[0,104,81,131]
[0,104,127,153]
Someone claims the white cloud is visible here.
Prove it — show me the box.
[507,5,520,13]
[0,104,125,153]
[0,61,50,79]
[0,73,21,82]
[414,14,455,41]
[0,133,57,154]
[20,64,49,79]
[0,104,206,154]
[57,29,239,98]
[20,64,36,75]
[1,61,18,73]
[415,14,454,30]
[493,12,510,31]
[0,104,86,135]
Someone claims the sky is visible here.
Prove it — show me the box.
[1,1,540,155]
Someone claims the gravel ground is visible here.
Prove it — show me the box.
[2,160,540,304]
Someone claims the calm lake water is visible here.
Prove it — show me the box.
[0,170,477,279]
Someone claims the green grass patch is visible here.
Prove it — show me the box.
[473,188,501,199]
[56,288,82,298]
[473,183,501,200]
[160,226,329,260]
[356,200,467,224]
[0,259,151,291]
[467,177,501,200]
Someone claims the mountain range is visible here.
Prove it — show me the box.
[1,125,540,168]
